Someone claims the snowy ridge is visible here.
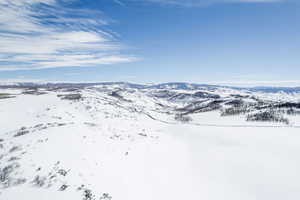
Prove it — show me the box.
[1,81,300,93]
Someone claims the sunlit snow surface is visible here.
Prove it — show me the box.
[1,85,300,200]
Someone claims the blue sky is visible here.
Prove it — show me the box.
[0,0,299,86]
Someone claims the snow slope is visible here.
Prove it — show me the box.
[1,85,300,200]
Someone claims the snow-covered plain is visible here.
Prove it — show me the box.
[1,84,300,200]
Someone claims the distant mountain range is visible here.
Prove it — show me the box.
[0,81,300,93]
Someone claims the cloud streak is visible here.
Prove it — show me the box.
[0,0,137,71]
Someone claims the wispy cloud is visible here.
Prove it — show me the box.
[0,0,137,71]
[132,0,283,6]
[113,0,127,6]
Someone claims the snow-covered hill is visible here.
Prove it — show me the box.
[1,83,300,200]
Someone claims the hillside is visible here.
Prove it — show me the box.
[1,83,300,200]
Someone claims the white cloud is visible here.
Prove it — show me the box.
[0,0,137,70]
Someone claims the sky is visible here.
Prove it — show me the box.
[0,0,299,86]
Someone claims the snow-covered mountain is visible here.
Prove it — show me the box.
[1,81,300,93]
[1,83,300,200]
